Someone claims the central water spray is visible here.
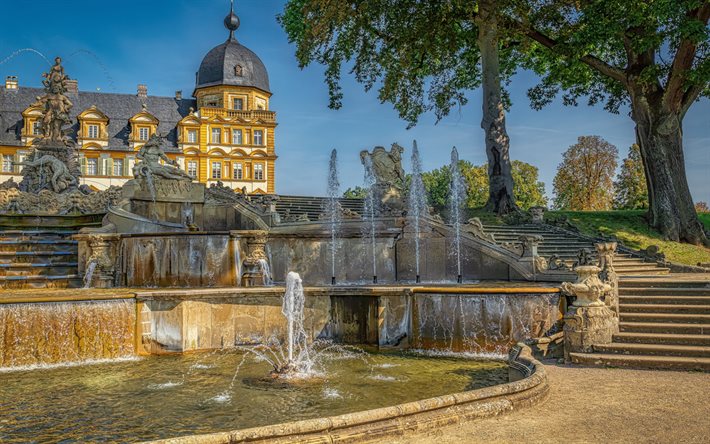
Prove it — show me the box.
[408,141,427,283]
[448,147,467,283]
[326,149,341,285]
[362,156,378,284]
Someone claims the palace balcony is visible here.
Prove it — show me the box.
[200,107,276,122]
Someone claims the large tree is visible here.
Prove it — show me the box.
[553,136,618,211]
[279,0,519,214]
[614,144,649,210]
[510,0,709,244]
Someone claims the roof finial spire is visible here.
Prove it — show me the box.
[224,0,240,41]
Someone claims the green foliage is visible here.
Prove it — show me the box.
[550,210,710,266]
[421,159,546,211]
[696,201,710,213]
[553,136,618,210]
[614,144,648,210]
[278,0,522,127]
[342,186,368,199]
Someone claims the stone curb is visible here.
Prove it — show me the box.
[143,345,548,444]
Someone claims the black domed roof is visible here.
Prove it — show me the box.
[194,5,270,94]
[195,40,270,93]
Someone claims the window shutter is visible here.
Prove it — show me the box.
[107,158,114,177]
[80,157,87,175]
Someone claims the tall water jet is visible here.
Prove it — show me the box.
[449,147,467,283]
[408,141,427,283]
[362,155,378,284]
[278,271,312,374]
[325,149,341,285]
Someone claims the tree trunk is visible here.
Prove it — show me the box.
[630,92,707,245]
[477,0,518,215]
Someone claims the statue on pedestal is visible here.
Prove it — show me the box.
[360,143,406,211]
[133,134,192,182]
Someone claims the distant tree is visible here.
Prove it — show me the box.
[422,160,546,211]
[696,202,710,213]
[343,186,367,199]
[553,136,618,211]
[614,144,648,210]
[511,160,547,210]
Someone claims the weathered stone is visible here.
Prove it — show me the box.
[529,206,545,224]
[596,242,619,317]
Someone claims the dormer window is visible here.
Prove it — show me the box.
[139,127,149,141]
[187,129,197,143]
[32,121,41,136]
[88,124,99,139]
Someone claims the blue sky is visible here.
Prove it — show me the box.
[1,0,708,203]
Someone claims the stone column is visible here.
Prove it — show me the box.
[596,242,619,317]
[518,234,542,258]
[561,265,617,362]
[75,233,122,288]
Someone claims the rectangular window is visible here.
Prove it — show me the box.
[113,159,124,176]
[2,155,12,172]
[88,124,99,139]
[232,129,243,145]
[211,161,222,179]
[254,164,264,181]
[211,128,222,144]
[139,127,149,141]
[187,130,197,143]
[86,158,98,175]
[233,163,243,180]
[32,121,41,136]
[253,130,264,146]
[233,98,244,110]
[187,160,198,178]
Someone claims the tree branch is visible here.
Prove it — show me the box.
[664,3,710,112]
[680,83,705,118]
[518,25,627,85]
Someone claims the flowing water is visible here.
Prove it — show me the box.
[362,156,378,283]
[326,149,341,284]
[257,258,272,286]
[448,147,468,283]
[408,141,427,282]
[0,350,508,443]
[82,260,97,288]
[0,48,51,67]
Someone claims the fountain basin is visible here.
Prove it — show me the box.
[0,345,545,443]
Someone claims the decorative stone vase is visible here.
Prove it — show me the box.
[561,265,610,307]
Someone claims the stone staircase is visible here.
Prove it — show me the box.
[482,224,671,276]
[274,195,365,222]
[570,277,710,370]
[0,229,82,289]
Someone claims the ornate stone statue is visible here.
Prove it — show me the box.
[133,134,193,182]
[19,56,81,194]
[360,143,406,210]
[18,154,77,193]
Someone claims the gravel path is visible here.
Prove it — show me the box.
[396,362,710,443]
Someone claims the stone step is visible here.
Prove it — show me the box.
[613,332,710,347]
[0,231,77,242]
[619,295,710,305]
[619,280,710,289]
[569,352,710,371]
[594,342,710,358]
[615,268,670,276]
[0,251,78,264]
[0,274,83,289]
[619,321,710,335]
[619,287,710,296]
[0,240,78,253]
[619,303,710,314]
[0,263,78,277]
[620,312,710,324]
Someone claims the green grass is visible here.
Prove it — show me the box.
[548,210,710,266]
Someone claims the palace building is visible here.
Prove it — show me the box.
[0,6,276,193]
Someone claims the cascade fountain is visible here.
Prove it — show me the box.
[448,147,467,283]
[362,155,378,284]
[408,141,427,283]
[326,149,341,285]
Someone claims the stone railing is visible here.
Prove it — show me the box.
[199,108,276,122]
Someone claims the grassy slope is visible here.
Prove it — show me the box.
[550,210,710,266]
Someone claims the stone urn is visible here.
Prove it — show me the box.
[561,265,611,307]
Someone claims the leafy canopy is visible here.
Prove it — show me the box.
[614,144,648,210]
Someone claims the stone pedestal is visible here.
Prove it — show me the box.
[561,265,617,362]
[124,177,205,226]
[75,232,122,288]
[232,230,270,287]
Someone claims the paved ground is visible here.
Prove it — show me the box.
[397,362,710,444]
